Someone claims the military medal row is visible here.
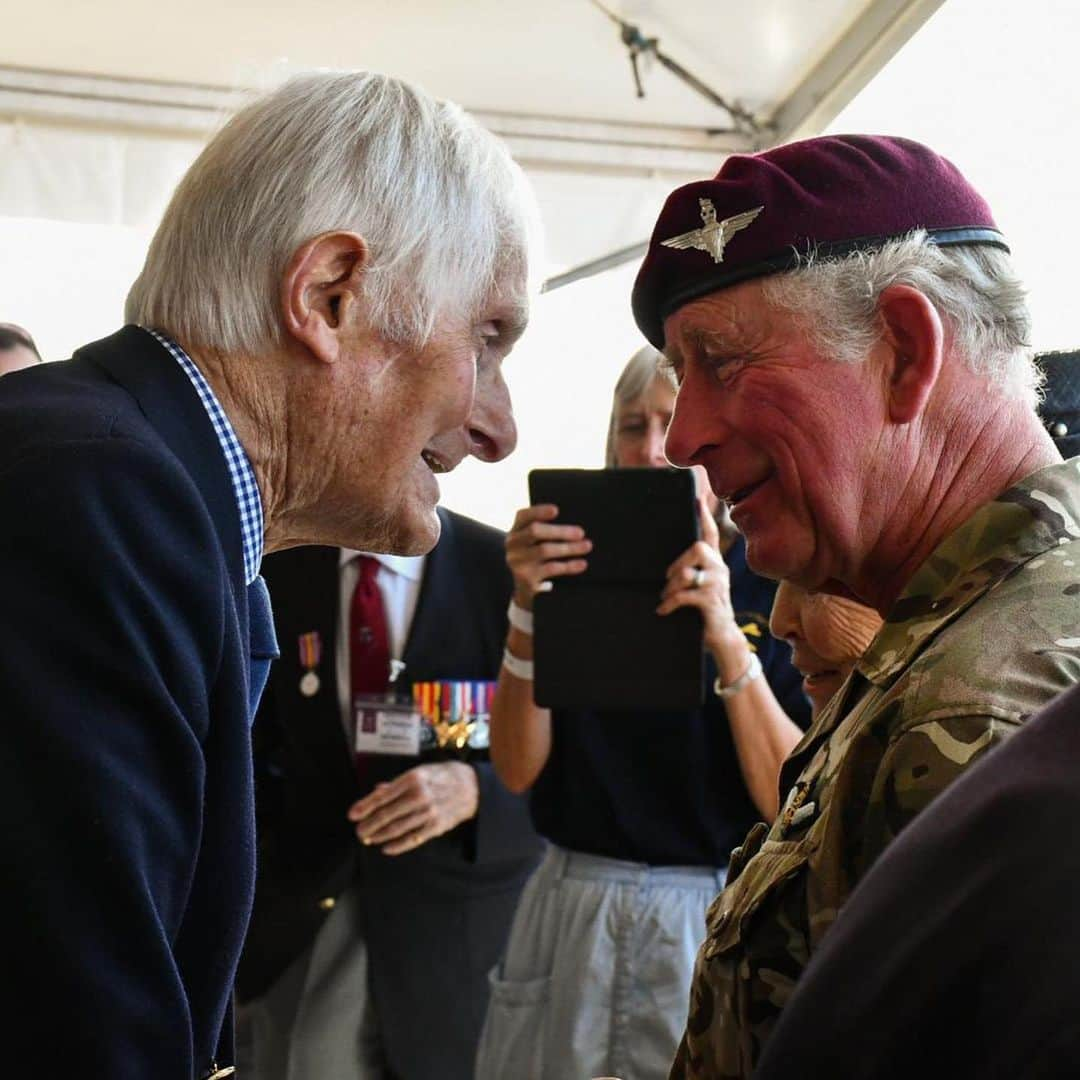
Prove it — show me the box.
[354,681,496,757]
[295,630,495,756]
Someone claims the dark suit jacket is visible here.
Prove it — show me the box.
[755,680,1080,1080]
[0,327,269,1079]
[238,509,543,1079]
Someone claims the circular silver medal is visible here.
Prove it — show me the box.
[299,671,321,697]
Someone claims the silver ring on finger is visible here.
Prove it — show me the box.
[692,567,707,589]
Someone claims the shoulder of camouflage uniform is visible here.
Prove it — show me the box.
[890,536,1080,732]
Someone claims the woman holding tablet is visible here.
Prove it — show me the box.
[476,346,811,1080]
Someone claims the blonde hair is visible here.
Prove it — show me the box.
[604,345,675,466]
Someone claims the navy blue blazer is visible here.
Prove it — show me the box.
[0,327,273,1079]
[239,509,543,1079]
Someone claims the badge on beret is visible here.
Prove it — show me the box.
[661,198,764,264]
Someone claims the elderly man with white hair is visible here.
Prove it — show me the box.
[629,135,1080,1078]
[0,72,536,1079]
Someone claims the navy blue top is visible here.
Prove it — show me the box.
[530,536,810,867]
[0,328,262,1078]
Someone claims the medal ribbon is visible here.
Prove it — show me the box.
[298,630,322,669]
[412,680,496,749]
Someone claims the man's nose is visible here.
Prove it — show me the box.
[665,383,711,467]
[468,366,517,463]
[769,582,803,642]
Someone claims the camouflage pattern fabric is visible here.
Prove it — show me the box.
[670,458,1080,1079]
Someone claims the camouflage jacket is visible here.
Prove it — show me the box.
[670,459,1080,1079]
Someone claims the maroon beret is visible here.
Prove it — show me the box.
[631,134,1007,349]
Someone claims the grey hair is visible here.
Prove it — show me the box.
[126,71,539,354]
[604,344,675,466]
[759,232,1040,408]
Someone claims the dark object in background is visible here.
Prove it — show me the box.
[754,680,1080,1080]
[528,468,704,710]
[1037,350,1080,457]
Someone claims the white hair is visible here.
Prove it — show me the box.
[126,71,540,354]
[759,232,1041,408]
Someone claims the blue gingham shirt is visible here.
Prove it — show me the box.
[144,329,264,585]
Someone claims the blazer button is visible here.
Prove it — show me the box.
[318,896,336,911]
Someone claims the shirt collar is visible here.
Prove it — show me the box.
[144,328,264,585]
[858,457,1080,686]
[340,548,427,582]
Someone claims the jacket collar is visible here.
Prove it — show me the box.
[403,507,461,671]
[74,325,247,601]
[779,457,1080,797]
[858,457,1080,687]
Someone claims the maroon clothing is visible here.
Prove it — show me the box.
[755,681,1080,1080]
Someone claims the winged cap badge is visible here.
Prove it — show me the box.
[661,199,764,264]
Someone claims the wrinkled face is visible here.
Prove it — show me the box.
[770,580,883,714]
[325,285,526,556]
[663,278,888,587]
[612,374,715,503]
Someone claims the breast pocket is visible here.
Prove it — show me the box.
[703,830,818,963]
[723,821,769,889]
[694,823,822,1076]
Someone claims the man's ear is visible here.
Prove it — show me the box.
[877,284,945,424]
[280,231,368,364]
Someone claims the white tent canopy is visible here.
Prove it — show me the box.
[0,0,960,528]
[1,1,940,147]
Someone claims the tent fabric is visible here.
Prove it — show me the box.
[0,118,202,225]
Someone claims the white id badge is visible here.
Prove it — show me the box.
[354,697,422,756]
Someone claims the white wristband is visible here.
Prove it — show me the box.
[502,646,535,681]
[507,599,534,635]
[713,650,763,698]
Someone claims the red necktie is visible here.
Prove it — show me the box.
[350,556,389,789]
[350,555,390,697]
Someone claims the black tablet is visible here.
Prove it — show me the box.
[527,467,705,710]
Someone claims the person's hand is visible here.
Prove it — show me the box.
[346,762,479,856]
[657,497,749,678]
[505,503,592,608]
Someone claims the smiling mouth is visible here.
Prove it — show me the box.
[421,449,450,474]
[727,475,769,507]
[802,668,840,685]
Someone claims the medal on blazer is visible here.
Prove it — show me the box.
[412,680,496,750]
[297,630,322,697]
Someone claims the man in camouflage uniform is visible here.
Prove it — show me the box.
[629,135,1080,1078]
[748,352,1080,1079]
